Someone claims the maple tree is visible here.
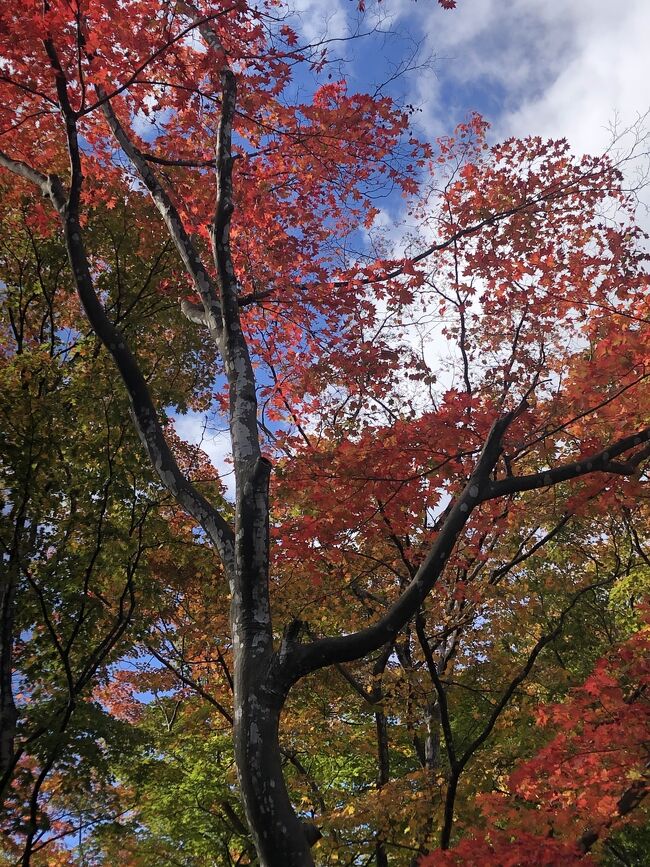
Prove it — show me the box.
[421,610,650,867]
[0,0,649,865]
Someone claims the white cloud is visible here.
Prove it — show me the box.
[380,0,649,167]
[288,0,350,46]
[349,1,650,400]
[500,0,650,159]
[173,411,235,501]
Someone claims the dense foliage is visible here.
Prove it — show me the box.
[0,0,648,864]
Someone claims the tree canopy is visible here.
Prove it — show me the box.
[0,1,648,865]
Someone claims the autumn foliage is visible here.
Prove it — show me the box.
[0,0,648,865]
[423,619,650,865]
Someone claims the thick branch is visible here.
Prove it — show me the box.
[142,152,215,169]
[65,216,235,570]
[284,418,650,684]
[178,1,227,54]
[0,151,57,199]
[35,58,237,572]
[285,411,519,681]
[484,428,650,500]
[0,106,235,577]
[181,299,210,326]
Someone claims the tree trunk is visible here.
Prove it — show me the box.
[424,699,441,774]
[375,709,390,867]
[229,458,316,866]
[0,574,17,781]
[233,673,315,866]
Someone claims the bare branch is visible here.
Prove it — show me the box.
[0,150,50,193]
[145,643,234,726]
[80,6,236,115]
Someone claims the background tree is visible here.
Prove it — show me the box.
[0,1,648,865]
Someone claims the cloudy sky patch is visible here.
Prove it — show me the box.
[173,1,648,472]
[380,0,649,160]
[173,411,235,502]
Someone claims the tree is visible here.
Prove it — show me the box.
[0,1,648,865]
[0,191,224,864]
[421,613,650,866]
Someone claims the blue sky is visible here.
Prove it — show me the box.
[288,0,649,157]
[176,0,650,492]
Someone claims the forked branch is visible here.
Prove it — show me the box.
[287,413,650,682]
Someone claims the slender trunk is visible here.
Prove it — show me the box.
[375,709,390,867]
[2,471,29,792]
[440,773,459,850]
[410,700,442,865]
[424,699,441,775]
[0,574,17,781]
